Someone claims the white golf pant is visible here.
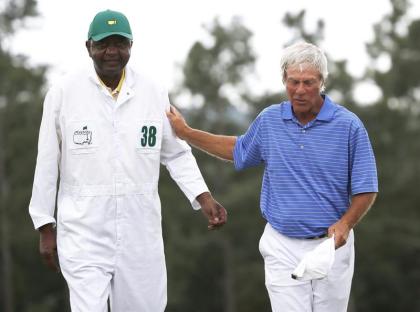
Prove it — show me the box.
[57,193,167,312]
[259,223,354,312]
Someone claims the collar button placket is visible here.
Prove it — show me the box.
[112,109,120,190]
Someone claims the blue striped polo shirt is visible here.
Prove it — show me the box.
[233,95,378,238]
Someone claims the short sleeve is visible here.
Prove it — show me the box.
[349,119,378,195]
[233,114,264,170]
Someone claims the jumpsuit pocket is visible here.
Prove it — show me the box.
[70,147,97,155]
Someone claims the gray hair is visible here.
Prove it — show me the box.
[280,41,328,92]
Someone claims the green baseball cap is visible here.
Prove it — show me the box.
[88,10,133,41]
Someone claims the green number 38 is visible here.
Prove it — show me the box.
[141,126,157,147]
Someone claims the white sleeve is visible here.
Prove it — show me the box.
[159,91,209,210]
[28,86,62,229]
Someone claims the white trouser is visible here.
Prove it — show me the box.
[57,192,167,312]
[259,223,354,312]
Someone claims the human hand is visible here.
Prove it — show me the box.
[196,192,227,230]
[328,220,351,249]
[166,105,190,140]
[39,223,60,272]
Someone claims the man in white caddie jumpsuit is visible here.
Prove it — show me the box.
[29,10,227,312]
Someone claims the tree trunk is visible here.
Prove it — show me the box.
[0,117,13,312]
[213,160,236,312]
[222,237,235,312]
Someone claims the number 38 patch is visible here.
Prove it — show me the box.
[137,121,162,153]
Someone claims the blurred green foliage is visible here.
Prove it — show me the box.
[0,0,419,311]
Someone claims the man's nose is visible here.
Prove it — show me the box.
[105,44,118,55]
[295,82,306,94]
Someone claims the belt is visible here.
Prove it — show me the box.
[305,233,328,240]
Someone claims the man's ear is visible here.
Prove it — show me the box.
[85,40,92,57]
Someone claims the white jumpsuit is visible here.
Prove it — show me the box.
[29,66,209,312]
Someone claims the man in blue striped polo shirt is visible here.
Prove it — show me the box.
[167,41,378,312]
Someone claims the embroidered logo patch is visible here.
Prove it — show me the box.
[73,126,92,145]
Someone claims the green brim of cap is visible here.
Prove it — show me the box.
[90,32,133,42]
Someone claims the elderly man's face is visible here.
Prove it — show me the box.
[86,35,132,80]
[284,63,324,124]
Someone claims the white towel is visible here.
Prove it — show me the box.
[291,235,335,281]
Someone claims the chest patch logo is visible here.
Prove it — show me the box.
[73,126,93,145]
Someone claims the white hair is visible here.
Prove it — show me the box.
[280,41,329,92]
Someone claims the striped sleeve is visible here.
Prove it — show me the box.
[233,114,264,170]
[349,118,378,194]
